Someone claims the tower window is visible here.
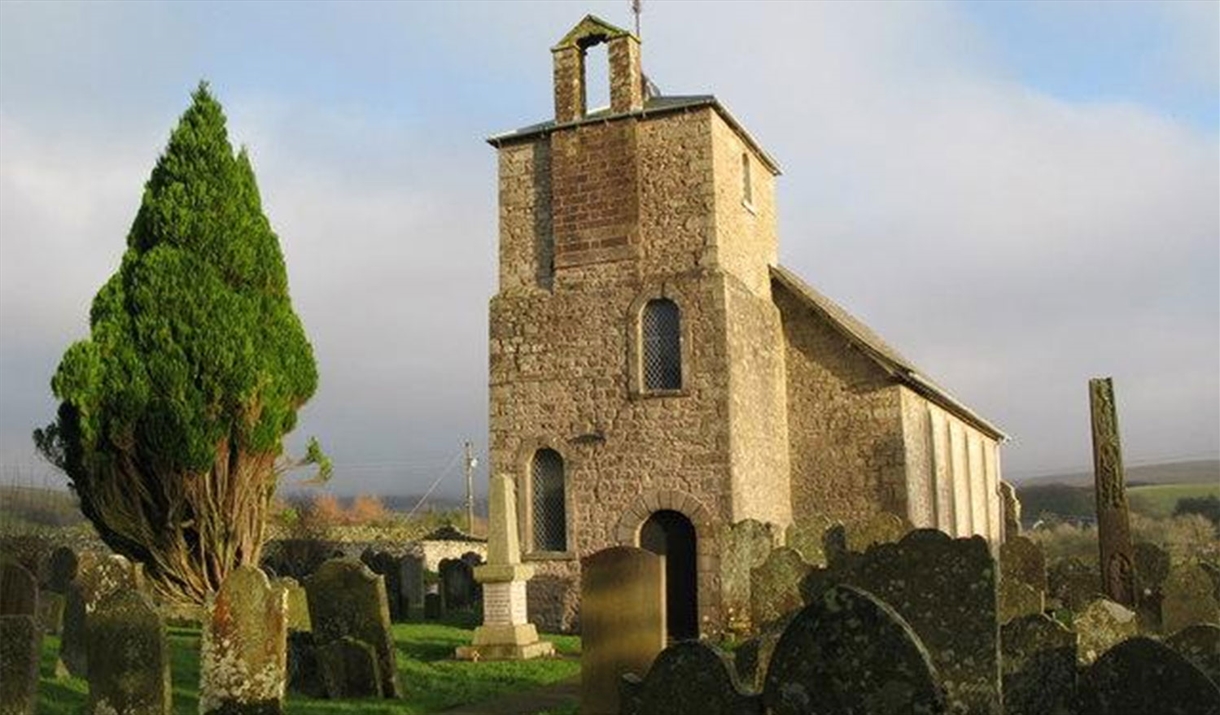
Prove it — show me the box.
[642,299,682,391]
[531,449,566,552]
[742,152,753,206]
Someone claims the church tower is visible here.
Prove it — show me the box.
[487,15,792,636]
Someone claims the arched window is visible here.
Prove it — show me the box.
[642,299,681,391]
[531,449,566,552]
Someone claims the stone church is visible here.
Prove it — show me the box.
[486,16,1007,636]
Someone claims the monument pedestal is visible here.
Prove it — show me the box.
[454,479,556,661]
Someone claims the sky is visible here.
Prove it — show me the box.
[0,0,1216,498]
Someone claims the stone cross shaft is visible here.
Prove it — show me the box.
[1089,377,1137,608]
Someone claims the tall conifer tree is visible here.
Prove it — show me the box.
[35,83,320,602]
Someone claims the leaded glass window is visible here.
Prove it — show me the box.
[531,449,566,552]
[643,299,681,391]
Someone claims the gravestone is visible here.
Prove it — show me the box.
[1075,598,1138,665]
[749,547,809,631]
[1047,558,1100,612]
[1088,377,1137,608]
[719,519,775,632]
[1133,541,1170,630]
[423,591,441,620]
[998,578,1045,625]
[61,554,140,677]
[1165,623,1220,686]
[844,511,909,553]
[1000,536,1047,592]
[1078,636,1220,715]
[763,584,945,715]
[316,636,381,699]
[1000,614,1077,715]
[401,555,425,616]
[286,632,324,698]
[580,546,665,715]
[46,546,78,594]
[784,514,835,567]
[362,551,406,622]
[733,612,794,692]
[1162,563,1220,635]
[38,592,65,634]
[274,577,311,632]
[439,557,476,611]
[0,615,40,715]
[1000,481,1021,537]
[803,529,1000,715]
[200,565,288,715]
[87,590,171,715]
[304,558,401,699]
[0,560,38,617]
[620,641,760,715]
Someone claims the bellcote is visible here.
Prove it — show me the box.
[552,15,643,123]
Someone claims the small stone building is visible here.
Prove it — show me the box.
[486,16,1008,636]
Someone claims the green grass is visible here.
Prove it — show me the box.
[37,619,580,715]
[1128,483,1220,518]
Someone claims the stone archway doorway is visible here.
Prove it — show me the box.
[639,509,698,641]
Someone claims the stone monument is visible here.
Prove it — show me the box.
[1088,377,1136,608]
[456,474,554,660]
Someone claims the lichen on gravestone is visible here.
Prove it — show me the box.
[1074,598,1139,666]
[1078,636,1220,715]
[622,640,760,715]
[86,589,171,715]
[1000,614,1076,715]
[748,547,809,632]
[199,565,288,715]
[0,614,41,715]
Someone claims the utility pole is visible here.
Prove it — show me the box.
[464,441,478,535]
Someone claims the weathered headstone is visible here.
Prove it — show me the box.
[0,615,40,715]
[1000,536,1047,592]
[1000,614,1077,715]
[1047,558,1101,612]
[802,529,1000,715]
[304,558,401,699]
[316,636,381,699]
[580,546,665,715]
[200,565,288,715]
[400,555,425,616]
[1088,377,1137,608]
[60,554,140,677]
[748,547,809,631]
[1162,563,1220,636]
[1165,623,1220,687]
[1000,481,1021,538]
[423,591,441,620]
[439,557,476,611]
[286,631,323,698]
[783,514,835,567]
[456,473,554,660]
[1075,598,1139,665]
[0,560,38,617]
[999,578,1045,625]
[362,551,406,622]
[1133,541,1170,630]
[719,519,775,633]
[620,641,760,715]
[844,511,909,553]
[733,612,794,692]
[87,590,171,715]
[274,577,311,632]
[763,584,945,715]
[38,591,65,634]
[46,547,79,594]
[1078,636,1220,715]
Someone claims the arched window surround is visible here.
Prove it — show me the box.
[516,439,574,559]
[627,284,693,399]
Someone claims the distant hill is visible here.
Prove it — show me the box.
[1012,459,1218,488]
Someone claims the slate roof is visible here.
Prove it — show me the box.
[487,94,782,175]
[771,264,1006,440]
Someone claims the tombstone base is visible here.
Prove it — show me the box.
[455,623,555,661]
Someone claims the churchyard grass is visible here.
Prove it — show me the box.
[36,620,580,714]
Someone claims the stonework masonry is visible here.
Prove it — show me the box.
[487,15,1007,633]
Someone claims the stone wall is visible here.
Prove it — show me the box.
[900,392,1004,542]
[775,281,905,526]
